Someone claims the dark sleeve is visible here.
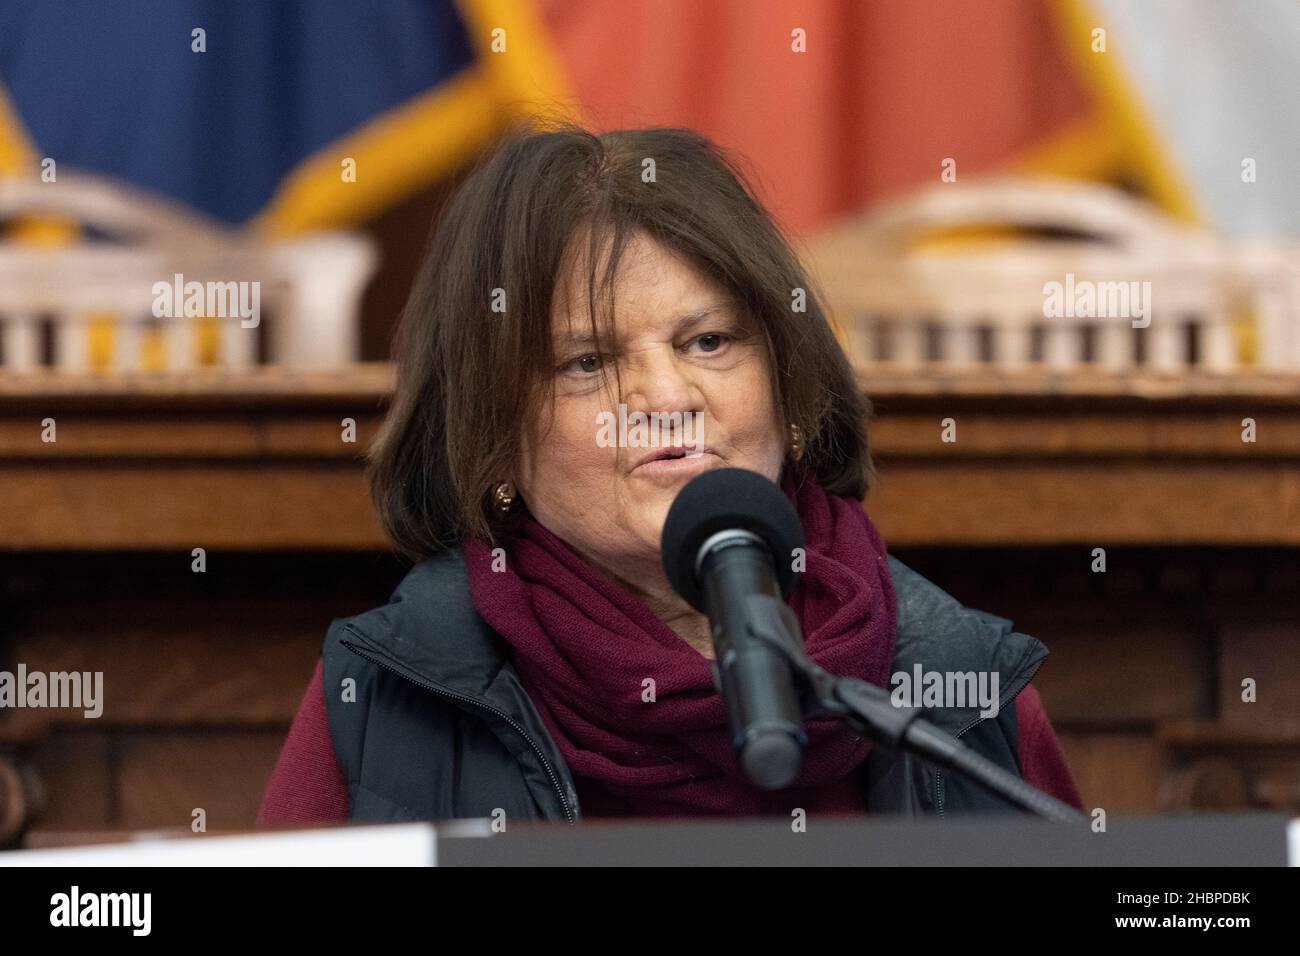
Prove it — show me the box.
[1014,684,1085,811]
[256,658,351,825]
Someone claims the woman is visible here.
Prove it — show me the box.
[258,124,1082,824]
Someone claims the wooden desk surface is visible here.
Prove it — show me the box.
[1,362,1297,549]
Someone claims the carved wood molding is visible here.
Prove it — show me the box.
[1,363,1298,548]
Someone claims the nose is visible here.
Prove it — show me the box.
[622,346,702,417]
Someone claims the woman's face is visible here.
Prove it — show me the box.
[517,230,787,581]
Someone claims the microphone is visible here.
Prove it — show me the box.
[661,468,807,789]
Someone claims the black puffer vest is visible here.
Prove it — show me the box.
[322,550,1047,823]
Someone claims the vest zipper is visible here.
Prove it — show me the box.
[935,657,1044,818]
[341,638,577,825]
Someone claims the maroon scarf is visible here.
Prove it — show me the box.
[463,473,896,817]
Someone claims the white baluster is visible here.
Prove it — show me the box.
[946,318,980,368]
[1199,315,1236,372]
[271,233,377,367]
[165,314,194,370]
[221,313,257,369]
[2,313,42,371]
[54,313,89,371]
[1096,319,1130,372]
[1253,282,1294,371]
[892,316,924,369]
[1289,279,1300,371]
[1044,320,1076,371]
[1148,315,1181,371]
[994,318,1031,371]
[115,314,143,371]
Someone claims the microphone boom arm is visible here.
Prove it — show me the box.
[739,593,1086,824]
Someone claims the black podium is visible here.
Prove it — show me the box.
[432,812,1294,866]
[0,812,1293,866]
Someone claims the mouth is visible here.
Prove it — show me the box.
[632,445,718,475]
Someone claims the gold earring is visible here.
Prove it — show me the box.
[789,424,805,462]
[493,481,517,514]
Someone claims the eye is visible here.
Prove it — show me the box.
[688,333,729,354]
[561,353,604,375]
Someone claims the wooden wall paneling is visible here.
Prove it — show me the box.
[1054,731,1168,813]
[1216,622,1300,732]
[113,730,286,831]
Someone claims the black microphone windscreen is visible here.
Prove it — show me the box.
[661,467,805,610]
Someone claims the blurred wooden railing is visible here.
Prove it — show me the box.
[807,178,1300,375]
[1,174,378,373]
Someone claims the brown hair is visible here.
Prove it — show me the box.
[368,121,872,561]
